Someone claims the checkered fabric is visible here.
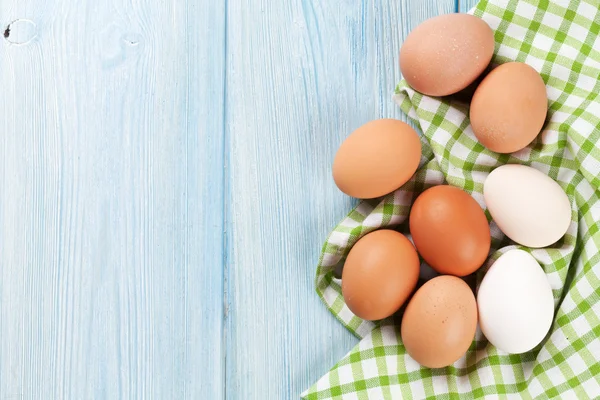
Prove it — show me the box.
[302,0,600,398]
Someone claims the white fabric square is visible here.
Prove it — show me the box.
[505,21,529,42]
[361,359,379,380]
[446,164,466,181]
[568,22,589,45]
[474,151,502,167]
[366,388,384,399]
[337,364,355,385]
[522,360,535,381]
[343,219,360,229]
[547,271,564,293]
[444,104,468,126]
[552,326,573,352]
[420,98,443,115]
[571,115,597,137]
[385,355,398,376]
[581,98,600,122]
[558,42,581,64]
[500,362,518,384]
[515,1,538,21]
[403,354,421,372]
[578,2,599,23]
[497,42,520,60]
[355,321,374,338]
[583,376,600,398]
[482,14,504,31]
[329,231,350,247]
[529,162,551,175]
[587,36,600,70]
[430,130,453,149]
[450,140,474,158]
[388,385,402,398]
[321,253,340,267]
[577,277,594,299]
[532,28,552,49]
[550,60,573,83]
[547,85,564,103]
[585,336,600,359]
[456,374,473,393]
[527,379,545,399]
[408,380,426,399]
[381,326,399,346]
[584,241,600,264]
[578,179,596,202]
[542,9,566,30]
[540,128,560,146]
[563,87,586,109]
[358,334,374,351]
[423,168,445,184]
[557,161,577,181]
[536,344,553,364]
[545,365,568,386]
[431,375,449,395]
[561,297,577,316]
[316,375,330,391]
[526,53,546,72]
[568,352,588,376]
[363,212,384,228]
[337,305,356,325]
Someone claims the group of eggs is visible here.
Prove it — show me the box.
[332,13,571,369]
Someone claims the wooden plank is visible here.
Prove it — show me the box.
[0,1,225,398]
[225,0,454,398]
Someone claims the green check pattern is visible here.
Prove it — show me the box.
[303,0,600,398]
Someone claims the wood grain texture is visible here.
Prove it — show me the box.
[225,1,454,398]
[459,0,481,12]
[0,0,225,399]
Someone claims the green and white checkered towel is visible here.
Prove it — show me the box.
[302,0,600,398]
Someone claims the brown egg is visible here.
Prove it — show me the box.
[409,185,490,276]
[332,119,421,199]
[341,229,420,321]
[399,13,495,96]
[401,275,477,368]
[470,62,548,153]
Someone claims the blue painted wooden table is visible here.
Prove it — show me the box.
[0,0,477,398]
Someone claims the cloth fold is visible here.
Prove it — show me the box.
[303,0,600,398]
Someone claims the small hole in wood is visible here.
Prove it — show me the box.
[3,19,37,45]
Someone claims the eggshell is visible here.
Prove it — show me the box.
[477,249,555,354]
[332,119,421,199]
[399,13,495,96]
[341,229,420,321]
[409,185,491,277]
[401,275,477,368]
[470,62,548,153]
[484,164,571,248]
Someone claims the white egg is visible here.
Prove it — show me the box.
[484,164,571,248]
[477,249,555,354]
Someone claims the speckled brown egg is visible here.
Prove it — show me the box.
[409,185,490,277]
[470,62,548,153]
[399,13,495,96]
[401,275,477,368]
[341,229,420,321]
[332,119,421,199]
